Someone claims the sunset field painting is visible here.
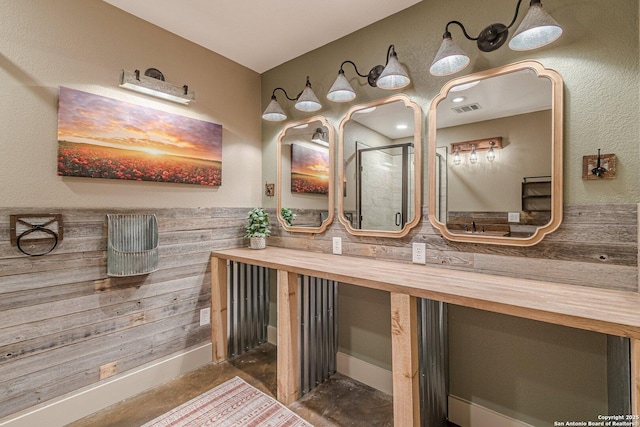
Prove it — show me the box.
[290,143,329,194]
[57,87,222,186]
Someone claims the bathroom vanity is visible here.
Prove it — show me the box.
[211,247,640,426]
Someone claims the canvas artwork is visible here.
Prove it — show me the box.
[57,87,222,186]
[290,143,329,194]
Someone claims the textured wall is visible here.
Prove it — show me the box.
[0,0,260,421]
[0,0,262,209]
[262,1,639,425]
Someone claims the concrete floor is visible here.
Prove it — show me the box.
[68,343,394,426]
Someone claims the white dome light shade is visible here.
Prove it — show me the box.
[262,96,286,121]
[450,80,480,92]
[509,2,563,51]
[430,35,471,76]
[376,54,411,90]
[295,85,322,112]
[327,71,357,103]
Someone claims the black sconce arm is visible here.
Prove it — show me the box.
[271,87,301,102]
[444,20,480,41]
[443,0,530,52]
[337,45,399,87]
[270,76,314,101]
[338,60,369,78]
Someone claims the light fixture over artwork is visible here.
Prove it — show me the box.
[119,69,195,105]
[327,45,411,103]
[311,128,329,146]
[262,76,322,121]
[430,0,563,76]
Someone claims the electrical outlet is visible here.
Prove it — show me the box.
[412,242,426,264]
[508,212,521,223]
[200,308,211,326]
[332,237,342,255]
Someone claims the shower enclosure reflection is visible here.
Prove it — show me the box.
[357,142,414,231]
[338,94,422,238]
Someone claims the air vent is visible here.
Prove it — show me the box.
[452,103,482,114]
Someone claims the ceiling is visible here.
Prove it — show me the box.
[103,0,422,74]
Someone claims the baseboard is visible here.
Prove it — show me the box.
[267,325,392,395]
[448,394,534,427]
[336,351,393,395]
[0,343,212,427]
[268,324,277,345]
[267,327,393,396]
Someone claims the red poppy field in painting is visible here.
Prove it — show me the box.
[57,87,222,186]
[290,143,329,194]
[57,141,221,185]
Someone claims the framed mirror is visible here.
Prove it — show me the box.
[338,94,422,238]
[277,116,334,233]
[427,60,563,246]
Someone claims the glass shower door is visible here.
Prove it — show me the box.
[358,143,413,231]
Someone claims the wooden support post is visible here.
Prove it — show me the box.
[632,338,640,416]
[211,256,228,363]
[391,292,420,427]
[277,270,300,404]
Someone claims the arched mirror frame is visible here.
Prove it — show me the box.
[276,115,335,234]
[338,93,423,238]
[427,60,563,246]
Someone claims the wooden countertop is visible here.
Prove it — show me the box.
[212,247,640,339]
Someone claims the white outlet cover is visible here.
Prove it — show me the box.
[412,242,426,264]
[508,212,521,223]
[200,308,211,326]
[332,237,342,255]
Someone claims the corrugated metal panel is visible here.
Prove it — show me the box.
[607,335,631,414]
[106,214,158,277]
[418,298,449,427]
[227,261,270,357]
[299,275,338,397]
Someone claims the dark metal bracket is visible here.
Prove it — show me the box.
[10,214,63,256]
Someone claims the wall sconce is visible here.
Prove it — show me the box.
[119,69,195,105]
[453,146,461,165]
[326,45,411,103]
[451,137,502,165]
[429,0,563,76]
[469,145,478,164]
[262,76,322,121]
[486,140,496,162]
[311,128,329,146]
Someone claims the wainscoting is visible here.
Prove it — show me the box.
[271,204,638,292]
[1,203,636,424]
[0,207,246,420]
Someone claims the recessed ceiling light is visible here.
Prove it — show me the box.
[452,96,466,103]
[396,124,408,130]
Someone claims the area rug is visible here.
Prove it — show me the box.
[141,376,312,427]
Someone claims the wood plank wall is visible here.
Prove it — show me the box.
[0,203,635,419]
[271,204,638,292]
[0,207,247,419]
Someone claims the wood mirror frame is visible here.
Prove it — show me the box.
[277,116,335,234]
[338,94,422,238]
[427,60,563,246]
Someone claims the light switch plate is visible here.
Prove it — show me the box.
[332,237,342,255]
[508,212,520,223]
[412,242,426,264]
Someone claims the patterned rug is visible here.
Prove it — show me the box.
[141,376,312,427]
